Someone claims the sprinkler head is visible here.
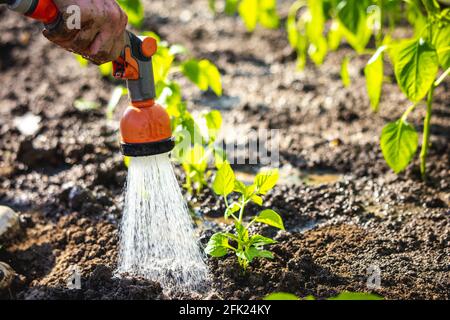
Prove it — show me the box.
[120,99,175,157]
[113,32,175,157]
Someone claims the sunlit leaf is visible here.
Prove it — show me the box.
[213,161,236,197]
[255,209,285,230]
[393,38,439,102]
[364,46,385,111]
[380,119,418,173]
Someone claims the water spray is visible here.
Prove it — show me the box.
[4,0,209,292]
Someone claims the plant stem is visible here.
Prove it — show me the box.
[401,102,419,121]
[434,67,450,87]
[420,85,435,180]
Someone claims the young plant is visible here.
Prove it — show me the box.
[286,0,449,178]
[374,1,450,178]
[174,110,226,194]
[205,162,284,270]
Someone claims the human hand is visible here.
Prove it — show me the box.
[43,0,128,65]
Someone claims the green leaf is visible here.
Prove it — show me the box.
[364,46,385,111]
[153,45,175,84]
[234,180,247,194]
[380,119,418,174]
[99,62,113,77]
[74,99,99,111]
[205,233,231,257]
[183,144,208,172]
[201,60,222,96]
[264,293,299,300]
[239,0,258,31]
[336,0,369,35]
[181,59,222,96]
[255,209,285,230]
[213,161,235,196]
[328,292,384,300]
[205,110,223,142]
[306,0,327,65]
[431,23,450,69]
[336,0,372,52]
[328,21,343,51]
[225,0,239,15]
[341,56,351,87]
[249,234,277,247]
[225,202,240,218]
[393,38,439,102]
[258,0,279,29]
[74,54,88,66]
[117,0,144,28]
[254,169,279,194]
[251,194,263,206]
[244,247,274,262]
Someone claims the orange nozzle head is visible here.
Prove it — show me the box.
[120,100,175,157]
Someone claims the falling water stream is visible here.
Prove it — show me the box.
[116,153,209,292]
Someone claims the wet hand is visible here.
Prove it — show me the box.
[43,0,128,65]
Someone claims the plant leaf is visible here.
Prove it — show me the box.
[225,202,240,218]
[258,0,279,29]
[117,0,144,28]
[380,119,418,173]
[205,110,222,142]
[341,56,351,87]
[328,292,384,300]
[254,169,279,194]
[364,46,385,111]
[234,180,247,194]
[182,59,222,96]
[205,233,231,257]
[213,161,235,196]
[431,23,450,69]
[251,194,263,206]
[249,234,277,247]
[336,0,369,35]
[393,38,439,102]
[255,209,285,230]
[238,0,258,31]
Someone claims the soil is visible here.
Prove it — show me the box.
[0,0,448,300]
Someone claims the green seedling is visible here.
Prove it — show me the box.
[173,110,226,194]
[209,0,279,32]
[376,1,450,178]
[264,291,384,300]
[205,162,284,270]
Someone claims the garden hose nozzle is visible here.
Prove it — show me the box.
[3,0,175,158]
[5,0,60,25]
[113,32,175,157]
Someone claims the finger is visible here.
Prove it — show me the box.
[85,31,115,64]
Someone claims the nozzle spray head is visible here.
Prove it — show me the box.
[120,100,175,157]
[114,33,175,157]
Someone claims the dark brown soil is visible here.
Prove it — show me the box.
[0,0,449,300]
